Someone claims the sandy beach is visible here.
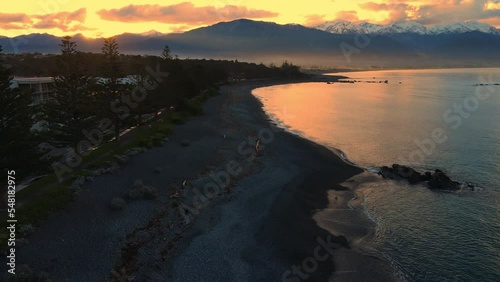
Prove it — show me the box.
[14,76,395,281]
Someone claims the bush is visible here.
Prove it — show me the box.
[170,112,187,124]
[19,224,35,238]
[125,189,142,200]
[125,180,157,200]
[180,139,191,147]
[132,180,144,189]
[155,121,172,135]
[179,98,203,116]
[151,133,167,146]
[109,197,126,210]
[143,186,158,199]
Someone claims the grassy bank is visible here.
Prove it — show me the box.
[0,88,218,247]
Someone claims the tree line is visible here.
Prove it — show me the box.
[3,50,301,80]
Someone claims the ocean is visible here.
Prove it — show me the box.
[252,68,500,282]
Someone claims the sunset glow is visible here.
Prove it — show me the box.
[1,0,499,37]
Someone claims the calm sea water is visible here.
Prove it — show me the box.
[253,68,500,282]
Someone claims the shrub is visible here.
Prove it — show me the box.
[179,97,204,116]
[5,265,34,281]
[151,133,166,146]
[180,139,190,147]
[19,224,35,238]
[125,189,143,200]
[109,197,126,210]
[171,112,187,124]
[143,186,158,199]
[133,180,144,189]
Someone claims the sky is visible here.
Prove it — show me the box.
[0,0,499,37]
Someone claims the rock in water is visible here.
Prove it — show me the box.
[379,164,471,191]
[428,170,461,190]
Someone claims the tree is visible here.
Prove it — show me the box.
[0,46,44,179]
[43,36,97,148]
[101,38,122,81]
[97,37,132,143]
[161,44,172,60]
[279,60,301,77]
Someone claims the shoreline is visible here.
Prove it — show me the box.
[11,75,394,281]
[243,77,396,281]
[166,76,395,281]
[304,66,500,75]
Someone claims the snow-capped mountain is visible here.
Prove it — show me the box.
[358,22,384,33]
[140,30,165,37]
[427,21,500,35]
[378,21,427,35]
[314,20,500,35]
[315,20,367,34]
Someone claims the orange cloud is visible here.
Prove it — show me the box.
[336,10,360,22]
[304,14,326,26]
[359,0,500,26]
[0,13,32,29]
[305,10,360,26]
[0,8,91,32]
[97,2,278,25]
[169,25,193,33]
[360,2,416,24]
[33,8,89,31]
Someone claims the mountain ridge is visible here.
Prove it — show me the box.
[1,19,499,68]
[315,20,500,35]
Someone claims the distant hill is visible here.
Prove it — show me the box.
[1,19,499,68]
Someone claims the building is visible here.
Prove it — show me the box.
[9,77,55,131]
[10,77,55,105]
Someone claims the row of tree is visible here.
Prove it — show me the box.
[4,52,301,80]
[41,37,212,150]
[1,37,303,180]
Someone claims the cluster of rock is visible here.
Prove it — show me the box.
[333,79,391,84]
[109,180,158,211]
[379,164,475,191]
[124,180,158,200]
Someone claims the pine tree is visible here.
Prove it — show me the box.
[161,44,172,60]
[149,45,195,113]
[97,37,132,143]
[101,38,122,81]
[0,46,44,179]
[43,36,97,148]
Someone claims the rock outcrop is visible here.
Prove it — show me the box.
[379,164,473,191]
